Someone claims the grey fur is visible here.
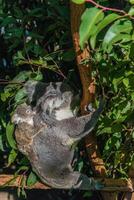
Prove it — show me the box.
[12,81,103,190]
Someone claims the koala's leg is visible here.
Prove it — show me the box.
[61,99,104,141]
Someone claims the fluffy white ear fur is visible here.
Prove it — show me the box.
[12,113,34,126]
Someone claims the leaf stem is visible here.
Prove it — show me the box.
[85,0,134,20]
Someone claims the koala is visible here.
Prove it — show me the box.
[12,103,36,155]
[25,81,80,124]
[12,81,103,190]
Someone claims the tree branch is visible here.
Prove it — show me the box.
[85,0,134,20]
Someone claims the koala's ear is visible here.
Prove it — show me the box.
[11,113,19,124]
[24,81,37,103]
[24,81,47,105]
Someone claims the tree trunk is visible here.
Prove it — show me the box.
[69,1,118,200]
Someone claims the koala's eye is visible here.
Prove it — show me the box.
[46,109,49,115]
[26,109,31,114]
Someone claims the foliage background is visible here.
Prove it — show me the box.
[0,0,134,199]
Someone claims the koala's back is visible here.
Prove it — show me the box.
[29,126,74,179]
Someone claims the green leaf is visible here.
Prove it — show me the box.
[8,28,23,38]
[28,32,44,39]
[129,0,134,5]
[83,191,92,198]
[0,135,4,151]
[1,91,11,101]
[102,19,133,52]
[1,93,7,102]
[111,124,123,133]
[16,51,25,60]
[112,77,123,92]
[13,7,23,18]
[27,171,38,187]
[20,188,27,199]
[30,71,43,81]
[121,101,131,114]
[17,176,27,198]
[78,160,84,171]
[128,7,134,16]
[7,149,17,166]
[123,78,129,88]
[131,92,134,101]
[129,43,134,60]
[13,71,31,82]
[71,0,85,4]
[0,16,16,26]
[28,8,43,17]
[15,166,29,175]
[14,88,26,104]
[6,122,17,149]
[99,127,112,134]
[90,13,119,49]
[79,7,104,49]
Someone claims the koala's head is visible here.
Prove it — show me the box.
[25,81,80,121]
[12,103,35,126]
[38,90,74,120]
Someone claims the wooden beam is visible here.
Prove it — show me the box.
[0,175,133,192]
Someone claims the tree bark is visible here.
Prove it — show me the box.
[69,1,118,200]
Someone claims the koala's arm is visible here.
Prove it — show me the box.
[60,99,104,141]
[25,81,63,105]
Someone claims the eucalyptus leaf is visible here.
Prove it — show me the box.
[30,71,43,81]
[14,88,27,104]
[71,0,85,4]
[123,78,129,88]
[0,135,4,151]
[27,171,38,187]
[13,71,31,82]
[15,166,29,175]
[129,43,134,60]
[102,19,133,52]
[128,7,134,16]
[79,7,104,49]
[6,122,17,149]
[7,149,17,166]
[0,16,16,26]
[90,13,119,49]
[129,0,134,5]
